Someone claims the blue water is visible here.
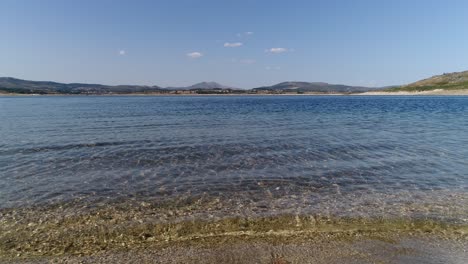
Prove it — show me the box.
[1,96,468,220]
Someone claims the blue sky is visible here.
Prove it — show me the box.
[1,0,468,88]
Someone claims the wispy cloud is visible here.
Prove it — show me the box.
[265,66,281,70]
[237,32,254,37]
[119,50,126,55]
[187,52,203,59]
[230,58,256,64]
[265,48,288,54]
[224,42,243,48]
[240,59,256,64]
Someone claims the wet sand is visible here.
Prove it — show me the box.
[1,199,467,263]
[2,235,467,263]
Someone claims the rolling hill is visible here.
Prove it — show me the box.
[165,82,237,90]
[252,82,373,93]
[384,71,468,92]
[0,77,164,94]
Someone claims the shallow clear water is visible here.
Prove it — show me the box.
[1,95,467,221]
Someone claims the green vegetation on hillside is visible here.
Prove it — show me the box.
[385,81,468,92]
[384,71,468,92]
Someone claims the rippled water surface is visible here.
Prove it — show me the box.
[1,95,468,221]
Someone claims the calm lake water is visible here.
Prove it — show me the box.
[1,96,468,222]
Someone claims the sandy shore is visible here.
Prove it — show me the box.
[1,200,467,264]
[360,89,468,95]
[3,235,467,264]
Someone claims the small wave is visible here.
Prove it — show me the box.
[0,139,152,156]
[1,199,466,258]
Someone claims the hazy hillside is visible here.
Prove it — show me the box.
[7,74,468,95]
[253,81,373,93]
[166,82,236,90]
[0,77,377,94]
[0,77,164,94]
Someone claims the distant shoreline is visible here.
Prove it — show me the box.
[360,89,468,96]
[3,71,468,97]
[2,90,468,96]
[0,93,346,96]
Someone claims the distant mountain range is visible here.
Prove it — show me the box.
[252,82,373,93]
[2,71,467,94]
[0,78,376,94]
[0,77,164,94]
[0,78,241,94]
[166,81,238,90]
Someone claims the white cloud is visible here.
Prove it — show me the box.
[266,48,288,54]
[224,42,243,48]
[245,31,254,35]
[119,50,126,55]
[187,52,203,59]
